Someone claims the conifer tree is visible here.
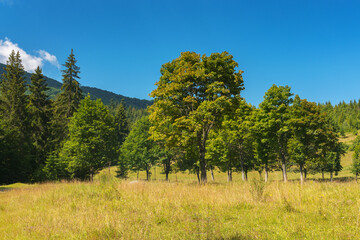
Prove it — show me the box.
[28,66,52,178]
[0,51,32,183]
[0,50,28,132]
[51,49,82,147]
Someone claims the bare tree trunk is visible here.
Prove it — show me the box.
[165,172,169,181]
[304,168,307,180]
[265,163,269,183]
[281,155,287,183]
[330,171,333,182]
[322,170,324,181]
[300,164,304,185]
[227,168,232,182]
[196,168,200,184]
[210,165,215,182]
[241,158,246,181]
[356,173,358,182]
[154,166,156,180]
[199,155,207,184]
[245,170,248,181]
[146,169,150,181]
[137,171,139,180]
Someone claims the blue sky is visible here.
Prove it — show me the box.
[0,0,360,106]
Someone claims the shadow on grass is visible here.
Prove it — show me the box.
[216,234,255,240]
[0,187,12,192]
[300,176,357,183]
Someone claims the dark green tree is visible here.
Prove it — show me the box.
[28,67,52,179]
[51,49,83,147]
[0,50,28,133]
[0,51,32,183]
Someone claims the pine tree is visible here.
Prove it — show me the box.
[0,51,32,183]
[114,102,129,148]
[0,50,28,132]
[51,49,83,147]
[113,102,130,178]
[28,66,52,178]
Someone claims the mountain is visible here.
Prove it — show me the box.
[0,63,153,109]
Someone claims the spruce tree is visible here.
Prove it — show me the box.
[51,49,82,147]
[0,50,28,132]
[28,66,52,177]
[0,51,32,183]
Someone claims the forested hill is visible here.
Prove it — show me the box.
[0,63,153,109]
[320,100,360,135]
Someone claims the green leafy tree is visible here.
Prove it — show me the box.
[149,51,244,183]
[59,95,117,180]
[252,108,278,182]
[206,100,253,182]
[258,85,293,182]
[28,66,52,179]
[287,95,326,184]
[352,144,360,181]
[120,117,157,180]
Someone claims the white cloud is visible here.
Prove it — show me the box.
[38,50,60,69]
[0,38,59,72]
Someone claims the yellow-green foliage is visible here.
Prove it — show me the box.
[1,175,360,239]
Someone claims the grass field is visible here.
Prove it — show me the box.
[1,133,360,239]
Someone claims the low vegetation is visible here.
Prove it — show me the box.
[1,170,360,239]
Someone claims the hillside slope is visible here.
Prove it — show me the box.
[0,63,152,109]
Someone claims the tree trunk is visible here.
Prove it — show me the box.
[300,164,304,185]
[241,158,246,181]
[164,158,170,181]
[356,173,358,182]
[245,170,248,181]
[199,152,207,184]
[330,171,333,182]
[304,168,307,180]
[322,170,324,181]
[196,168,200,184]
[265,163,269,183]
[210,165,215,182]
[146,169,150,181]
[227,168,232,182]
[281,154,288,183]
[137,171,139,180]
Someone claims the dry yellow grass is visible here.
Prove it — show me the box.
[0,132,358,239]
[1,177,360,239]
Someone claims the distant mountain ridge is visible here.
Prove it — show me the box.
[0,63,153,109]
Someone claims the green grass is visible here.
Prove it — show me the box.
[0,133,359,239]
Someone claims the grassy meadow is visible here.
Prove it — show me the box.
[1,133,360,239]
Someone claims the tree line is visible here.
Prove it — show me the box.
[119,52,346,184]
[0,50,352,185]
